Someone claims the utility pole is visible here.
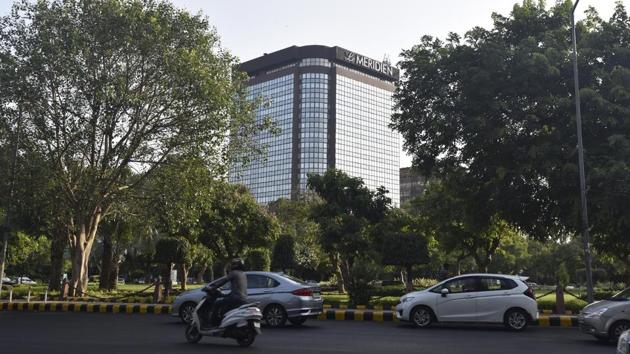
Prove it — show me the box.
[0,107,22,294]
[571,0,594,303]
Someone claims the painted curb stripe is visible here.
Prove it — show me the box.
[0,302,578,327]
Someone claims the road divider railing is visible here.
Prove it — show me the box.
[1,300,578,327]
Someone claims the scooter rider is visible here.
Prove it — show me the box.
[207,258,247,327]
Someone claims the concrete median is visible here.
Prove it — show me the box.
[1,301,578,327]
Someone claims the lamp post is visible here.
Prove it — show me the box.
[571,0,594,303]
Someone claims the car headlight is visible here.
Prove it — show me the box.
[584,308,608,318]
[401,296,415,304]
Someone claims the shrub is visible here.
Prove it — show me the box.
[346,257,380,307]
[413,278,439,289]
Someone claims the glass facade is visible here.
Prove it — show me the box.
[299,58,332,67]
[335,74,400,205]
[232,47,401,206]
[229,74,294,203]
[298,73,329,191]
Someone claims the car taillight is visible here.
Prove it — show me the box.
[292,288,313,297]
[524,287,535,300]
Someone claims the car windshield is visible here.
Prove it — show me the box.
[611,288,630,301]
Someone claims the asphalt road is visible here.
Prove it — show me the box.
[0,312,617,354]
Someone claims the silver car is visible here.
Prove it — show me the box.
[579,287,630,342]
[172,271,323,327]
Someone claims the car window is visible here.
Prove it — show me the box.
[479,277,517,291]
[436,277,479,294]
[247,275,280,289]
[612,288,630,301]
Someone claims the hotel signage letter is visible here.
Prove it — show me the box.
[336,47,399,79]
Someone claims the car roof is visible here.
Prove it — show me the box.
[446,273,527,281]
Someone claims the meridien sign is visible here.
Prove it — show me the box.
[335,47,399,80]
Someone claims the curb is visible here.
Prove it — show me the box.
[0,301,171,314]
[316,309,577,327]
[1,302,578,327]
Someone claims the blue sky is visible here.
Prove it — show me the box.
[0,0,625,166]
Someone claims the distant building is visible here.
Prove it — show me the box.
[399,167,426,205]
[230,45,400,205]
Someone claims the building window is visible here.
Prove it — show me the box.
[299,58,331,68]
[335,74,400,205]
[229,74,294,203]
[299,72,329,191]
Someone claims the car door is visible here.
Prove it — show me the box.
[434,276,480,322]
[476,277,519,322]
[246,274,280,307]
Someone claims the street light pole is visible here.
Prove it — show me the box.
[571,0,594,303]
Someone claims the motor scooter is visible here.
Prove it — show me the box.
[184,287,262,347]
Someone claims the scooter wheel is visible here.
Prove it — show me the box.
[185,324,202,344]
[236,327,256,347]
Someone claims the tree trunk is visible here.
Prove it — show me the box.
[196,264,207,284]
[99,233,113,290]
[108,259,120,290]
[179,263,188,291]
[209,263,214,281]
[331,253,346,294]
[162,263,173,299]
[48,230,66,292]
[405,265,414,293]
[69,212,101,297]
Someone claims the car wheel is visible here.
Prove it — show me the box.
[179,302,197,324]
[264,304,287,328]
[504,309,529,331]
[410,306,434,328]
[288,317,308,326]
[609,320,630,341]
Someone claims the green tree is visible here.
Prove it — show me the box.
[392,1,630,265]
[308,169,390,298]
[247,249,271,272]
[190,244,214,284]
[154,237,191,297]
[268,197,323,279]
[6,232,51,280]
[375,209,432,292]
[271,234,296,273]
[0,0,267,295]
[200,183,279,272]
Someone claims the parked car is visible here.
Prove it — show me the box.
[14,277,36,285]
[579,287,630,342]
[117,277,125,285]
[396,273,538,331]
[1,277,15,286]
[172,271,323,327]
[618,329,630,354]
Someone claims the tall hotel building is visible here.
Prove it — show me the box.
[230,45,400,205]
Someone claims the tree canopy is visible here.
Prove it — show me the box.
[0,0,269,294]
[393,1,630,273]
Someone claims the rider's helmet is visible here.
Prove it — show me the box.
[230,258,245,271]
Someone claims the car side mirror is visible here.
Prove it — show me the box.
[441,288,449,297]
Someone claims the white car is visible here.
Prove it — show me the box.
[15,277,36,285]
[619,329,630,354]
[396,274,539,331]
